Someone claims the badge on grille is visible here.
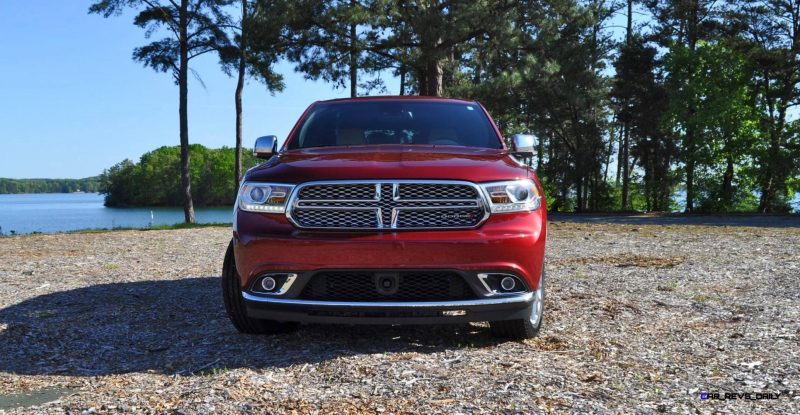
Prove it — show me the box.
[440,212,476,220]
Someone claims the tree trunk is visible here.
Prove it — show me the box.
[178,0,195,224]
[399,66,405,95]
[416,64,428,95]
[759,126,782,212]
[620,0,633,210]
[644,161,652,212]
[425,57,442,96]
[684,0,699,213]
[604,122,615,182]
[615,124,623,185]
[721,150,734,210]
[349,0,357,98]
[621,123,630,210]
[234,0,247,190]
[537,133,544,173]
[626,0,632,45]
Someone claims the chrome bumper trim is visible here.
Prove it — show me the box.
[242,292,532,308]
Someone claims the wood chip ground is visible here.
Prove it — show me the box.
[0,222,798,414]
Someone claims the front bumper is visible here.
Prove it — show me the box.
[243,292,534,325]
[234,209,546,288]
[233,208,546,324]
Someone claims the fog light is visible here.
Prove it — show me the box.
[261,276,277,291]
[500,276,516,291]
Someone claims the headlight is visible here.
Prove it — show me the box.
[238,182,295,213]
[480,179,541,213]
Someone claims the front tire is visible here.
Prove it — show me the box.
[490,269,545,340]
[222,241,298,335]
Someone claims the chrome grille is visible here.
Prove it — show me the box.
[288,181,488,230]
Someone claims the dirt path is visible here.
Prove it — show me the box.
[0,223,798,413]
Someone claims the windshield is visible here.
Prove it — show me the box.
[286,101,503,150]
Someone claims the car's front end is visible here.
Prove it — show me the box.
[223,97,547,339]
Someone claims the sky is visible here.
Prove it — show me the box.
[0,2,399,179]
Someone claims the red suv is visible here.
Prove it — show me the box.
[222,97,547,339]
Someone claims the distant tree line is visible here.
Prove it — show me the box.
[91,0,800,217]
[100,145,259,207]
[0,177,101,194]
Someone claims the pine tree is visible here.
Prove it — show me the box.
[90,0,232,223]
[218,0,284,188]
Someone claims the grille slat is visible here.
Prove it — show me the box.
[299,271,476,301]
[299,184,376,200]
[289,181,487,230]
[399,183,478,200]
[294,210,377,228]
[396,209,484,228]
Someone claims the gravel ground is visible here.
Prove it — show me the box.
[0,221,798,414]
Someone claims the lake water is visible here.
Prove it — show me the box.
[0,193,233,235]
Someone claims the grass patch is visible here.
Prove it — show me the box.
[691,293,722,303]
[555,253,685,268]
[656,281,679,292]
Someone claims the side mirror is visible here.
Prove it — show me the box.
[510,134,536,157]
[253,135,278,159]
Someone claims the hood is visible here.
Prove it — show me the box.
[245,145,529,183]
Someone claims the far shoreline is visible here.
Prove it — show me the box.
[0,192,235,209]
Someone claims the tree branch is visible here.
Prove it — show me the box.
[139,0,181,38]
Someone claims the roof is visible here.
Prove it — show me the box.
[316,95,477,105]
